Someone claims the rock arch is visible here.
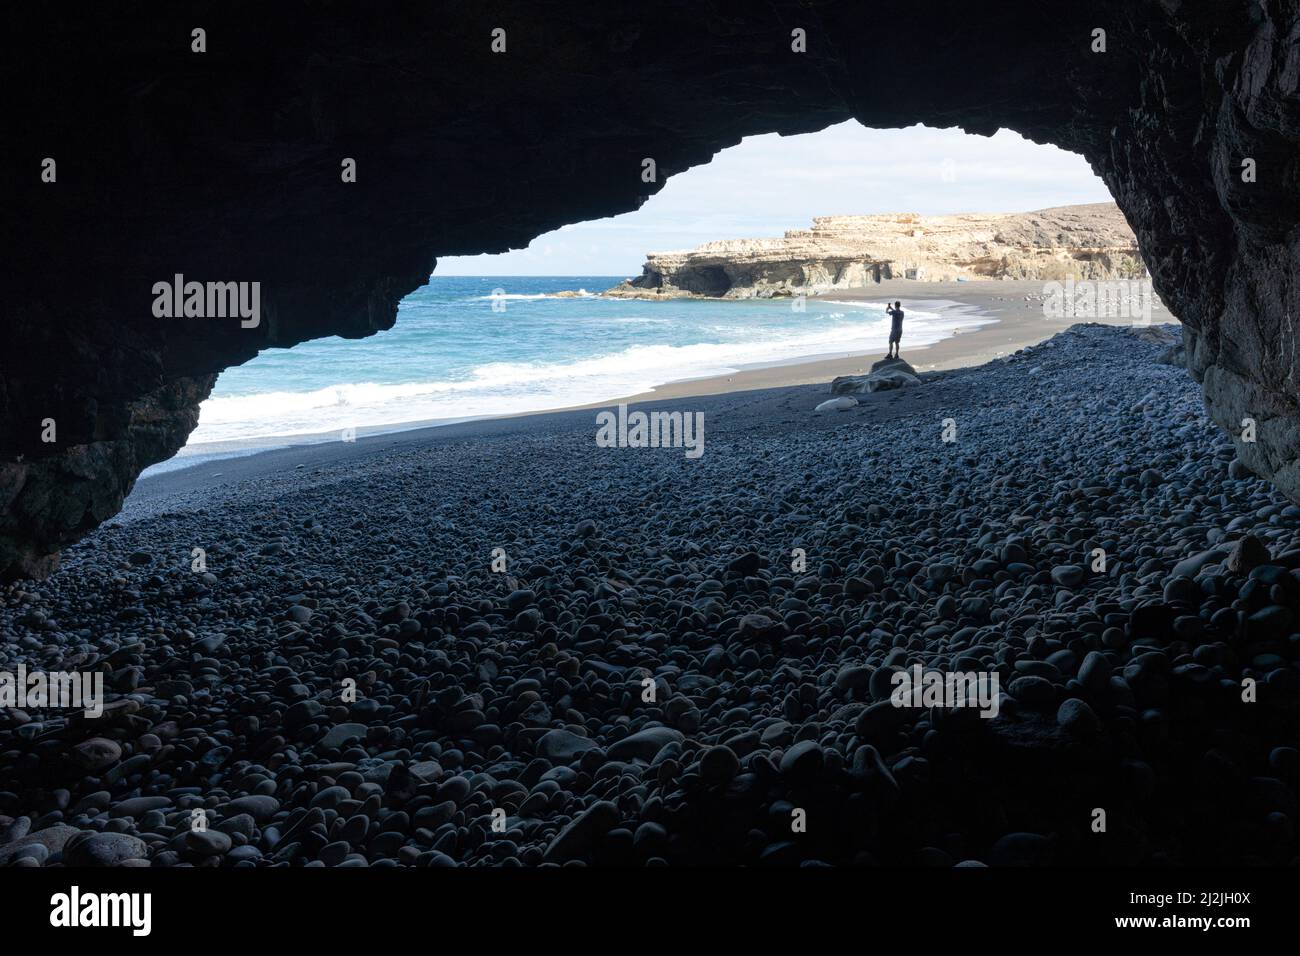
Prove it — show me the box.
[1,1,1297,578]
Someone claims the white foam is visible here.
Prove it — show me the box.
[189,305,992,445]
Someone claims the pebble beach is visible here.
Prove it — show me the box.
[2,321,1297,867]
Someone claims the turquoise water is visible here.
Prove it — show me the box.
[189,276,992,446]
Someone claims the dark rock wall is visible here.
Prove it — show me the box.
[1,1,1297,578]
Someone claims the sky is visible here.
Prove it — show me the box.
[437,122,1114,277]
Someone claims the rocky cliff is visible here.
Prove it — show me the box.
[607,203,1147,298]
[2,1,1299,578]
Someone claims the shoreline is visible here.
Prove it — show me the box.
[22,321,1299,869]
[615,280,1166,403]
[143,280,1171,481]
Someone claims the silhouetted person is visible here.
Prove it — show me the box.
[886,301,905,358]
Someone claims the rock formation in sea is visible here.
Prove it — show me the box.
[2,2,1299,578]
[606,203,1147,299]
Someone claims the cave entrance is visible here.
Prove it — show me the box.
[162,121,1121,471]
[677,265,733,296]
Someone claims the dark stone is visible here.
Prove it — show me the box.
[698,745,741,786]
[542,800,620,863]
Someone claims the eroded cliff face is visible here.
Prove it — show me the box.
[1,1,1298,578]
[609,203,1148,299]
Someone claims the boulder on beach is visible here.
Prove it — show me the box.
[869,356,917,375]
[831,356,921,396]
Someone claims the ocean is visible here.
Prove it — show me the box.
[156,276,993,470]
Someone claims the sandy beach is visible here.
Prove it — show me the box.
[613,279,1172,403]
